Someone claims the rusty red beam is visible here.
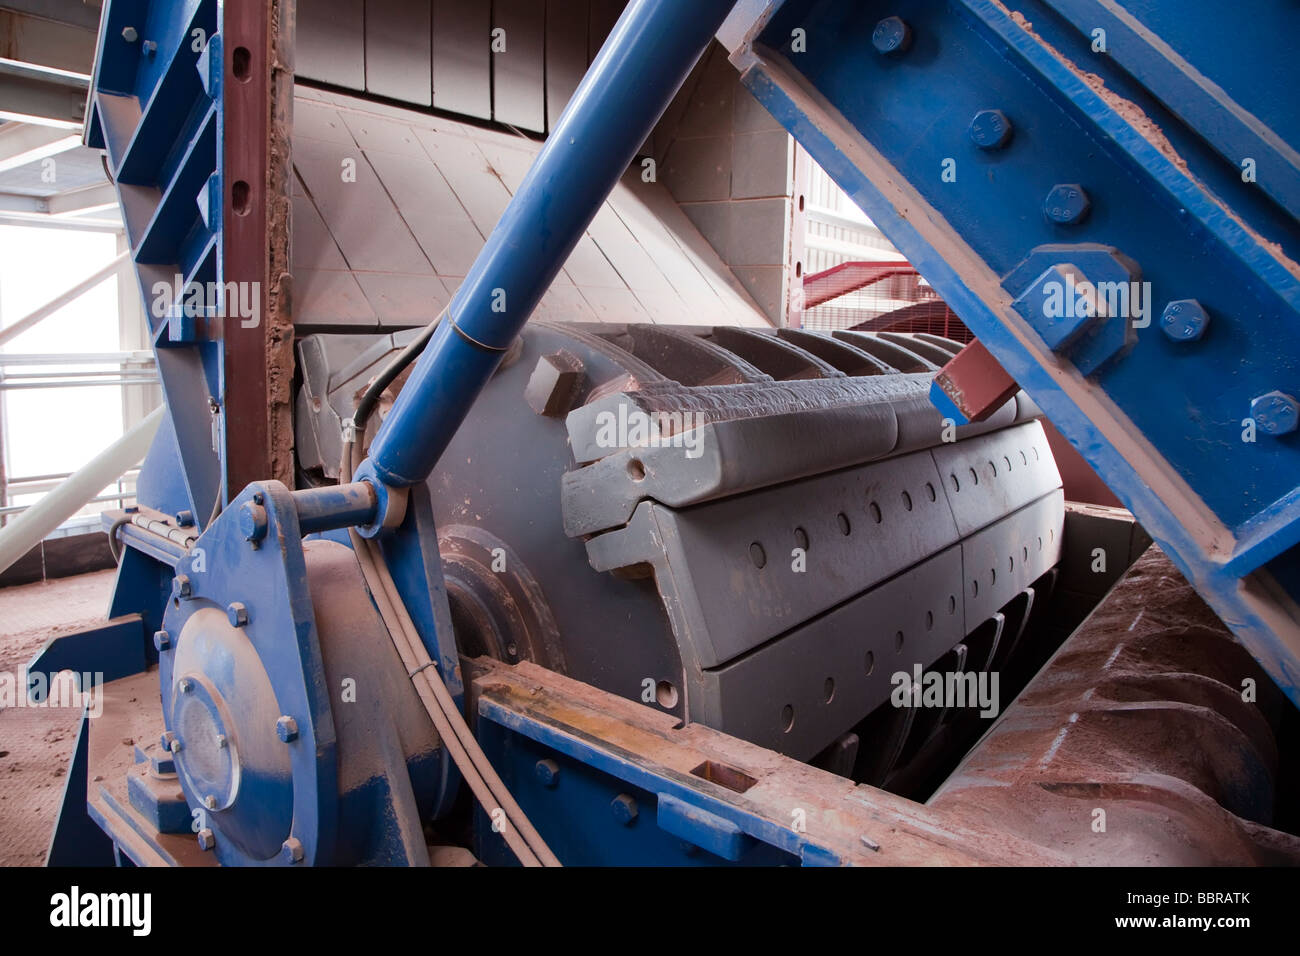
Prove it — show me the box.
[221,0,273,499]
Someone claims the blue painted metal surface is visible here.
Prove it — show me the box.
[475,699,814,866]
[723,0,1300,701]
[85,0,224,525]
[365,0,739,489]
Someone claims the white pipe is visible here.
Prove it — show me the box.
[0,405,163,574]
[0,251,131,347]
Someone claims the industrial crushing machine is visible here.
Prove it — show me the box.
[29,0,1300,866]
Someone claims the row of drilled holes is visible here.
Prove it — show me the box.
[748,481,939,569]
[950,445,1040,494]
[779,596,957,733]
[776,521,1058,734]
[970,527,1056,598]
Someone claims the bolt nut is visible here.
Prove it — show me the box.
[178,677,194,694]
[969,109,1013,150]
[1160,299,1210,342]
[121,26,139,43]
[216,734,228,749]
[142,39,158,57]
[611,793,638,825]
[276,716,299,743]
[281,837,304,864]
[153,629,171,652]
[524,352,585,417]
[535,759,560,788]
[204,795,217,810]
[175,510,196,527]
[872,16,913,55]
[238,502,269,543]
[227,602,249,628]
[1251,390,1300,436]
[197,828,215,851]
[162,731,182,754]
[172,574,193,600]
[1044,183,1091,225]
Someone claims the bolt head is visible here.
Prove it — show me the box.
[197,828,215,851]
[969,109,1012,150]
[227,602,249,628]
[238,502,269,542]
[276,716,299,743]
[162,731,183,754]
[611,793,638,825]
[178,677,194,694]
[281,837,304,864]
[121,26,139,43]
[142,39,157,56]
[872,16,912,54]
[204,794,217,810]
[1044,183,1091,225]
[175,510,195,527]
[1160,299,1210,342]
[153,629,171,652]
[172,574,193,600]
[216,734,228,749]
[1251,391,1300,436]
[535,759,560,787]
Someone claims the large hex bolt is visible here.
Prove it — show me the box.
[611,793,639,825]
[524,351,585,418]
[121,26,139,43]
[239,501,268,544]
[197,828,216,851]
[535,759,560,788]
[1251,391,1300,436]
[969,110,1013,150]
[1160,299,1210,342]
[275,716,299,743]
[872,16,913,54]
[227,602,249,628]
[281,837,304,864]
[1044,184,1091,225]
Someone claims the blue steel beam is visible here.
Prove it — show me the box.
[720,0,1300,701]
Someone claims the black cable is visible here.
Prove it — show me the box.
[351,310,446,436]
[107,515,131,563]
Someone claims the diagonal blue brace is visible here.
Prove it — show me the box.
[350,0,740,499]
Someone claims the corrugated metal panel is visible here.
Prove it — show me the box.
[492,0,546,132]
[296,0,366,90]
[365,0,433,106]
[432,0,492,120]
[545,0,589,130]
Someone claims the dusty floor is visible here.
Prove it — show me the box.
[0,569,116,866]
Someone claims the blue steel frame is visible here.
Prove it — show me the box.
[719,0,1300,702]
[85,0,225,528]
[62,0,1300,865]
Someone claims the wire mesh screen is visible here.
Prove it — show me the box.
[798,262,974,342]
